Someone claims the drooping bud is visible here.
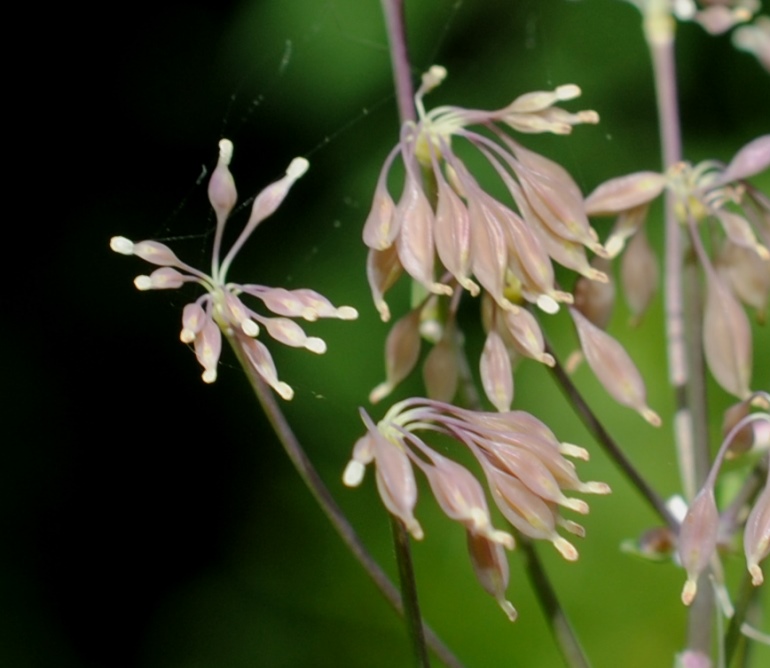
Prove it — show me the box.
[370,308,422,404]
[366,245,403,322]
[570,307,661,426]
[678,487,719,606]
[480,330,514,412]
[362,146,400,250]
[744,469,770,586]
[621,227,659,326]
[584,171,666,217]
[241,337,294,400]
[467,531,517,622]
[703,270,753,400]
[194,318,222,384]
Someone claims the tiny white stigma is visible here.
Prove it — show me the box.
[218,139,234,166]
[556,84,581,101]
[110,236,135,255]
[134,275,153,291]
[537,295,560,314]
[343,460,366,487]
[241,319,260,337]
[305,337,327,354]
[336,306,359,320]
[286,157,309,180]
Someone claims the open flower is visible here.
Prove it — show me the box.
[343,398,609,619]
[585,135,770,400]
[111,139,358,397]
[365,66,608,406]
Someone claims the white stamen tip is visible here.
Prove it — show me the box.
[276,382,294,400]
[500,599,518,622]
[556,84,581,100]
[537,295,560,314]
[560,442,590,460]
[286,157,309,180]
[343,460,366,487]
[134,275,153,291]
[218,139,234,166]
[241,319,260,337]
[110,236,135,255]
[180,328,196,344]
[336,306,359,320]
[305,337,327,354]
[202,369,217,384]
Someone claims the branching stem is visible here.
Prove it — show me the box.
[226,334,464,668]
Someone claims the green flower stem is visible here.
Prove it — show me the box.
[226,334,463,668]
[519,536,591,668]
[545,339,678,530]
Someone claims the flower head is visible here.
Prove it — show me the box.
[365,66,607,405]
[343,398,609,618]
[364,66,603,322]
[111,140,358,397]
[585,136,770,400]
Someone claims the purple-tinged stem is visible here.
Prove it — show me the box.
[545,338,678,530]
[381,0,416,124]
[643,3,711,655]
[519,537,590,668]
[226,334,464,668]
[380,3,432,666]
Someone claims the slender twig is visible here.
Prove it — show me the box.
[380,0,416,124]
[642,3,714,655]
[545,339,678,530]
[379,3,435,665]
[392,517,431,668]
[226,335,464,668]
[519,537,592,668]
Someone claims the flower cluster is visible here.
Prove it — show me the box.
[111,140,358,397]
[584,135,770,401]
[364,66,613,408]
[343,398,610,620]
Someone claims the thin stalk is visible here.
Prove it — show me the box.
[380,0,416,124]
[643,2,713,655]
[226,335,463,668]
[519,537,592,668]
[380,3,434,665]
[392,517,431,668]
[545,339,678,530]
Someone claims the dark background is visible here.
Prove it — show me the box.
[5,1,769,666]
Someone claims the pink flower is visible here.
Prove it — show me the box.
[585,136,770,400]
[343,398,609,618]
[364,66,606,405]
[364,67,604,320]
[111,140,357,397]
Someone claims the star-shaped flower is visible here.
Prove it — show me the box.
[111,139,358,398]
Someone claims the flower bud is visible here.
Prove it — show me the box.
[678,487,719,606]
